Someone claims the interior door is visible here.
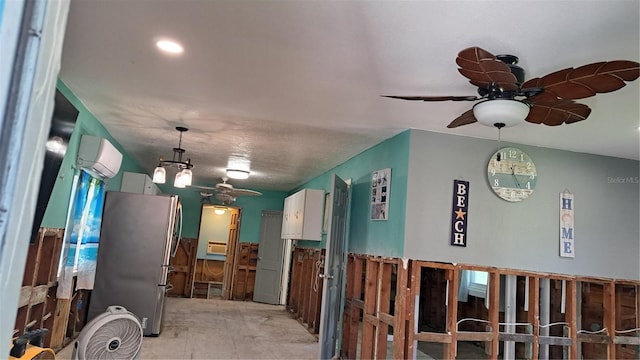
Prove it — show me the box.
[253,210,284,304]
[318,174,349,359]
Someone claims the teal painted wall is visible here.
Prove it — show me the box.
[41,81,146,228]
[235,189,287,243]
[405,129,639,280]
[296,131,410,257]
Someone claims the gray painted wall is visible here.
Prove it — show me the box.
[405,129,639,280]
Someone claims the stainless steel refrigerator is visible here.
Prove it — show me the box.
[88,191,182,336]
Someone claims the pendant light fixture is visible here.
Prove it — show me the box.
[152,126,194,187]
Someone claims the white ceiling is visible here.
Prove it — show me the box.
[59,0,640,192]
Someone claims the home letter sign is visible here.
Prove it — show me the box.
[559,191,575,258]
[450,180,469,247]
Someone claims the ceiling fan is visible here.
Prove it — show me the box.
[190,177,262,205]
[384,46,639,129]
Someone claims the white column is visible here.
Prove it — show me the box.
[540,278,551,359]
[504,275,517,359]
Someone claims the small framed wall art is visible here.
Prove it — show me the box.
[370,168,391,220]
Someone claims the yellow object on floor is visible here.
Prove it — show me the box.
[9,329,55,360]
[8,344,55,360]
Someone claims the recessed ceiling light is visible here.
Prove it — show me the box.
[155,39,184,55]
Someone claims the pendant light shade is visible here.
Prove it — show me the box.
[153,166,166,184]
[174,171,186,188]
[181,168,192,186]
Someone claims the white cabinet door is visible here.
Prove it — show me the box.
[281,189,324,240]
[281,196,292,238]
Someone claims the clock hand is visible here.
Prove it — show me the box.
[511,167,521,188]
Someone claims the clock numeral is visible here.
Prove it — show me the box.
[526,182,531,190]
[490,169,495,176]
[530,174,535,179]
[500,152,506,161]
[494,179,499,187]
[526,161,532,169]
[520,154,524,161]
[509,150,517,158]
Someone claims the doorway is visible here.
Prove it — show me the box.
[192,205,241,299]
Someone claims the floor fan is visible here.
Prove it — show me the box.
[72,306,143,360]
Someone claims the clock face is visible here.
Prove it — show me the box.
[487,147,537,202]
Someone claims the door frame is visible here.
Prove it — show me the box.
[192,204,241,300]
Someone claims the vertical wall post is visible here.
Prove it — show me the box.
[528,276,540,360]
[603,281,616,359]
[406,261,421,358]
[362,258,378,359]
[444,267,459,359]
[392,259,408,359]
[565,279,578,359]
[489,271,500,360]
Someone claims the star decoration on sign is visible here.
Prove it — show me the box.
[455,208,466,220]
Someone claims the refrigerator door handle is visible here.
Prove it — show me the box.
[171,202,183,258]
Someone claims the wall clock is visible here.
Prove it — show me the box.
[487,147,537,202]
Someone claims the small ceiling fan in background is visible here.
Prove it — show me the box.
[384,46,639,129]
[190,177,262,205]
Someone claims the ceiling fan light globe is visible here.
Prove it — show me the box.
[226,169,250,180]
[153,166,166,184]
[473,99,530,128]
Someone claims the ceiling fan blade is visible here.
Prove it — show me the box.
[230,188,262,197]
[382,95,479,101]
[446,109,477,128]
[190,185,216,191]
[522,60,640,100]
[525,96,591,126]
[456,47,518,91]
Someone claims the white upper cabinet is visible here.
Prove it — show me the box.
[120,171,160,195]
[281,189,324,240]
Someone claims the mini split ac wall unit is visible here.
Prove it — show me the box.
[77,135,123,179]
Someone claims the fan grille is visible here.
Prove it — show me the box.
[83,317,142,359]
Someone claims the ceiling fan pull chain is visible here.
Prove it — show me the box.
[497,128,501,161]
[494,122,505,161]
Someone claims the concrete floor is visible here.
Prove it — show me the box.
[56,297,319,359]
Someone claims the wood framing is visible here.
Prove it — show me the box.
[14,228,64,349]
[231,242,259,300]
[287,246,324,334]
[341,254,409,359]
[167,237,198,298]
[341,255,639,359]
